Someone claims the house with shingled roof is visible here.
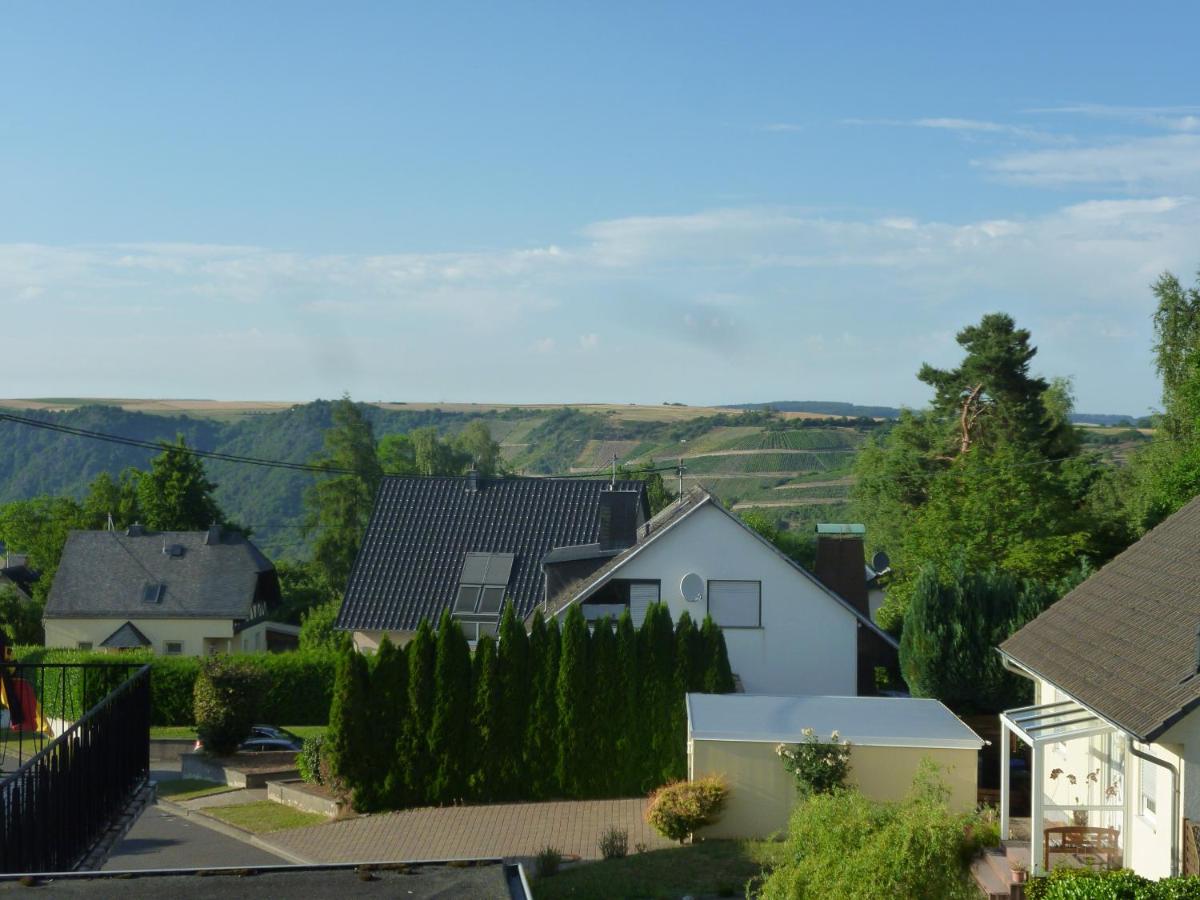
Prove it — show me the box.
[539,486,898,695]
[996,493,1200,879]
[336,474,650,650]
[43,524,296,656]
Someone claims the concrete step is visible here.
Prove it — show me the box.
[985,846,1019,885]
[971,851,1012,900]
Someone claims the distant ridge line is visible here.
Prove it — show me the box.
[724,401,1144,426]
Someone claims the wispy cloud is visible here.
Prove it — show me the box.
[1028,103,1200,132]
[762,122,803,133]
[983,134,1200,187]
[842,116,1063,142]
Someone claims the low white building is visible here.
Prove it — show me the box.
[540,488,898,696]
[999,494,1200,878]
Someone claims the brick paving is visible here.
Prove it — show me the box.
[261,797,674,863]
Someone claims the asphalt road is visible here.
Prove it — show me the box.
[102,803,289,871]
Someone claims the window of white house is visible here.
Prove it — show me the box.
[164,641,183,656]
[708,580,762,628]
[1140,757,1158,822]
[581,580,661,626]
[77,641,93,651]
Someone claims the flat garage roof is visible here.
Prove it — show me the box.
[687,693,984,751]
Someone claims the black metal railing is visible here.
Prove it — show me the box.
[0,663,150,874]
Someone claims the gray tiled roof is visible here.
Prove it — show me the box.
[1001,494,1200,741]
[336,476,649,633]
[44,529,274,620]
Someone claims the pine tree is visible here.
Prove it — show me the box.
[429,610,472,803]
[326,648,372,809]
[138,435,227,531]
[556,604,591,798]
[469,633,502,801]
[614,610,642,794]
[637,603,676,787]
[495,600,530,800]
[403,619,436,805]
[588,616,619,796]
[374,635,409,809]
[700,614,735,693]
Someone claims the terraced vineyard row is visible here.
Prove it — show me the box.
[684,450,858,475]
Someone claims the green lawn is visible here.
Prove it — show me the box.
[156,779,239,802]
[206,800,328,833]
[150,725,325,741]
[534,840,786,900]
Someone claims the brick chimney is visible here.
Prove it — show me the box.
[813,524,868,617]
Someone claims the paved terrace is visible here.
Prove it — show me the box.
[264,798,675,863]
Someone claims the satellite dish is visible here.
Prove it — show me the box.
[871,551,891,572]
[680,573,704,603]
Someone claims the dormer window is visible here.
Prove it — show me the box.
[454,552,513,641]
[141,583,165,604]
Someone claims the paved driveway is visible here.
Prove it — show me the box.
[263,797,674,863]
[103,803,290,871]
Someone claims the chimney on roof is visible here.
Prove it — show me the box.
[598,489,640,551]
[813,523,869,617]
[205,523,222,545]
[126,523,144,537]
[465,469,480,493]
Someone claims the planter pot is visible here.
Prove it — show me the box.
[1012,869,1028,884]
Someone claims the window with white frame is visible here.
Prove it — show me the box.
[1140,756,1158,822]
[707,580,761,628]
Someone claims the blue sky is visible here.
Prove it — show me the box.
[4,3,1200,413]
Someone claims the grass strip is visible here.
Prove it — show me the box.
[206,800,328,833]
[156,778,239,802]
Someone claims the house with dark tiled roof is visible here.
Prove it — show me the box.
[539,486,898,695]
[336,474,650,649]
[996,494,1200,878]
[43,524,298,656]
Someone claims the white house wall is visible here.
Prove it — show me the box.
[596,503,859,695]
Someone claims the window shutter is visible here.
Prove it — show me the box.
[708,581,761,627]
[629,583,659,627]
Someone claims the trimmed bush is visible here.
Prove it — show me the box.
[645,776,728,843]
[1026,868,1200,899]
[193,656,267,756]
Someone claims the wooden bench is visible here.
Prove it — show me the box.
[1044,826,1120,871]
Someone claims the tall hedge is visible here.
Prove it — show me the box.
[469,633,502,801]
[403,619,436,805]
[495,601,530,800]
[556,604,591,798]
[373,636,409,809]
[525,611,559,799]
[614,611,642,794]
[326,648,372,804]
[588,616,619,796]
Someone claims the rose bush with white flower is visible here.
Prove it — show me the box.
[777,727,852,796]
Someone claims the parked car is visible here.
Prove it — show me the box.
[249,725,302,743]
[239,736,302,752]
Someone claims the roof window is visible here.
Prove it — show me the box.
[454,552,514,620]
[141,583,165,604]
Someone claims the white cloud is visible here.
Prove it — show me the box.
[763,123,803,133]
[534,337,556,353]
[984,134,1200,187]
[842,116,1062,142]
[1028,103,1200,132]
[578,333,600,350]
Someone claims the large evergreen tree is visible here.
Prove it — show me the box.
[403,619,437,804]
[326,648,372,809]
[587,616,619,796]
[304,395,383,591]
[495,601,530,799]
[429,610,472,803]
[137,435,227,531]
[637,603,677,787]
[556,604,591,798]
[699,614,735,694]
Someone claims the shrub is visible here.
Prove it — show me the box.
[777,728,852,796]
[536,845,563,878]
[297,734,326,785]
[760,762,997,900]
[645,776,728,843]
[1026,868,1200,899]
[598,827,628,860]
[193,656,267,756]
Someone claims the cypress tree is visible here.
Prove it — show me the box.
[614,610,642,794]
[374,635,409,809]
[495,601,530,800]
[429,610,473,804]
[637,603,677,788]
[525,611,558,798]
[556,604,591,798]
[588,616,620,797]
[700,614,735,693]
[404,619,436,805]
[668,612,700,781]
[469,633,502,801]
[326,647,372,809]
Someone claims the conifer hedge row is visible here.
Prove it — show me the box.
[327,601,735,811]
